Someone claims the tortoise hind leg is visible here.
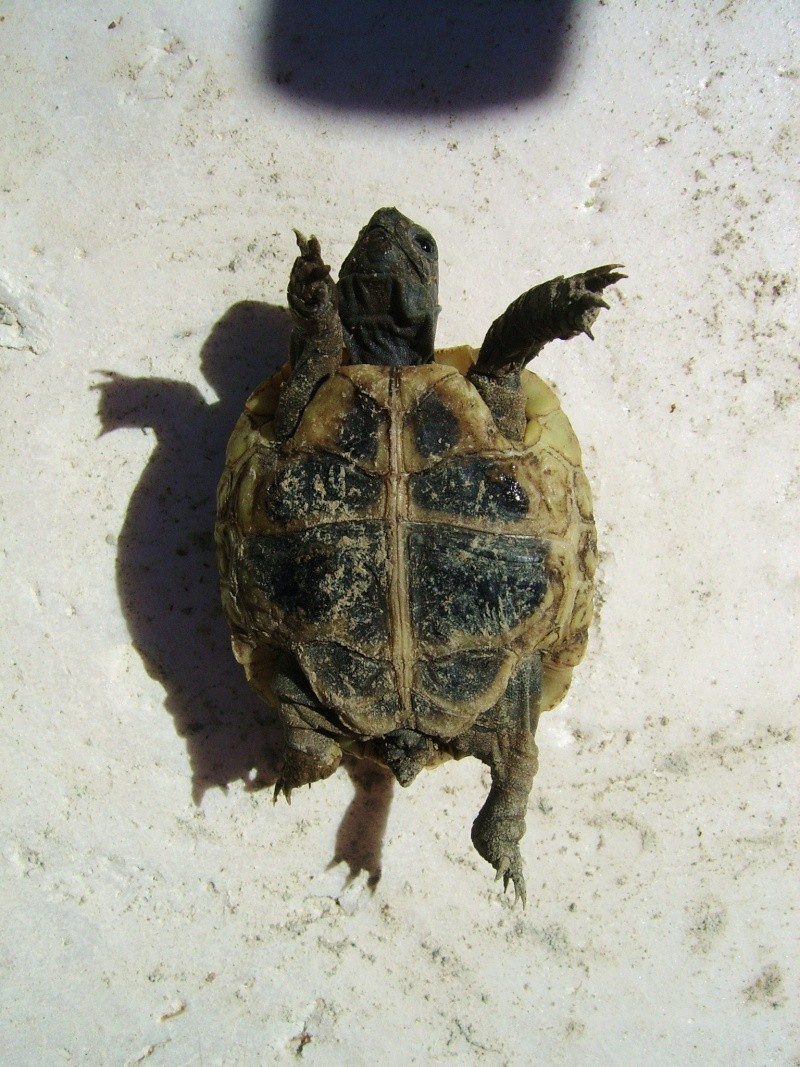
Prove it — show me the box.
[450,655,543,905]
[268,650,343,802]
[273,699,343,802]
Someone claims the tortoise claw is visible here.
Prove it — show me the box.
[495,858,527,907]
[480,833,527,906]
[582,263,626,287]
[273,778,292,805]
[293,230,323,262]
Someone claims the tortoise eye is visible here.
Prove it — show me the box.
[414,233,436,255]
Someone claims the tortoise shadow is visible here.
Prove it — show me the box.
[95,301,290,802]
[332,757,395,889]
[95,299,394,885]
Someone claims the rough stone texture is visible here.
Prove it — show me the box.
[0,2,797,1064]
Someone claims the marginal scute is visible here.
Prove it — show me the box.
[574,468,594,521]
[539,411,582,466]
[216,468,233,514]
[540,665,573,713]
[578,526,598,579]
[570,584,594,631]
[245,362,290,418]
[529,451,572,537]
[434,345,477,374]
[225,416,254,465]
[235,464,259,530]
[522,370,560,418]
[237,641,282,707]
[544,627,589,669]
[523,420,542,447]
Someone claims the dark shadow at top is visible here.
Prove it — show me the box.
[262,0,575,115]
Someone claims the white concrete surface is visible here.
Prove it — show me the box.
[1,2,797,1064]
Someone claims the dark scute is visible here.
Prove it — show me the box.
[337,390,386,463]
[410,457,529,519]
[407,388,461,459]
[408,523,548,643]
[373,692,404,723]
[264,454,382,521]
[271,648,323,707]
[302,640,394,703]
[416,648,510,704]
[411,691,461,732]
[245,522,389,646]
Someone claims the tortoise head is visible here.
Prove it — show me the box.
[338,207,440,366]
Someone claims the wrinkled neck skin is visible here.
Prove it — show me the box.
[337,272,439,367]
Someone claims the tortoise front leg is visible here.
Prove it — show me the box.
[275,232,344,440]
[467,265,625,440]
[451,656,543,905]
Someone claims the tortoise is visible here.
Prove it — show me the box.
[215,207,624,902]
